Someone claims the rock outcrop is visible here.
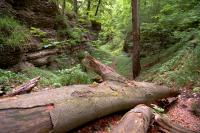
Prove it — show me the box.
[5,0,59,28]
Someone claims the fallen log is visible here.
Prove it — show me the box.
[111,104,154,133]
[6,76,40,97]
[0,55,179,133]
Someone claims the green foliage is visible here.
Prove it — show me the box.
[30,27,47,38]
[22,67,60,87]
[193,87,200,93]
[140,42,200,87]
[22,65,92,87]
[0,16,30,47]
[114,55,132,78]
[89,49,113,65]
[152,104,165,113]
[57,64,92,85]
[0,69,29,92]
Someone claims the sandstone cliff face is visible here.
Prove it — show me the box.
[0,0,61,68]
[5,0,59,28]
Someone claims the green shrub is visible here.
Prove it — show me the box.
[0,16,30,47]
[56,64,92,85]
[22,65,92,87]
[22,67,60,87]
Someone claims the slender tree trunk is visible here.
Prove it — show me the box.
[62,0,66,16]
[95,0,101,16]
[86,0,91,16]
[132,0,141,79]
[73,0,78,15]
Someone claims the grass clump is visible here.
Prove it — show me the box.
[0,16,30,47]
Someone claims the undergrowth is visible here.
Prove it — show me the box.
[139,43,200,87]
[0,69,29,92]
[22,64,92,87]
[0,16,30,47]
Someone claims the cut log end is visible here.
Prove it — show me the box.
[111,104,154,133]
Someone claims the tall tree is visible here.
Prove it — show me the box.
[95,0,101,16]
[86,0,91,16]
[62,0,66,16]
[132,0,141,79]
[73,0,78,15]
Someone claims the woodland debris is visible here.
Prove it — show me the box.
[6,76,40,97]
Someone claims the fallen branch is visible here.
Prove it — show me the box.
[6,76,40,96]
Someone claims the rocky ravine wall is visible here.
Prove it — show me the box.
[0,0,66,69]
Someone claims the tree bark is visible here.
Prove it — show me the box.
[132,0,141,79]
[0,55,179,133]
[111,104,154,133]
[95,0,101,16]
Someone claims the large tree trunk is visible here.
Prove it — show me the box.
[132,0,141,79]
[0,55,179,133]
